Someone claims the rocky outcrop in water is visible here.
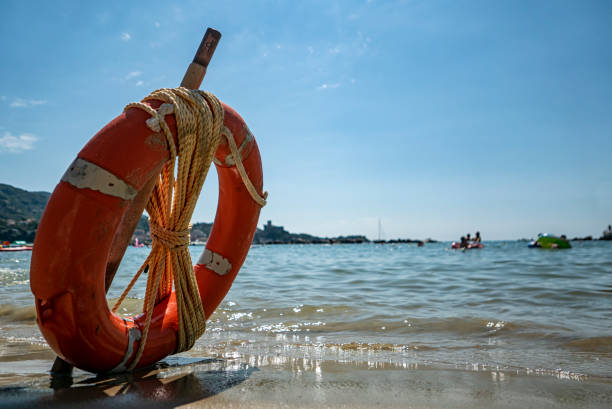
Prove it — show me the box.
[252,220,369,244]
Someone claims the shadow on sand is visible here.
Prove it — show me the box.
[0,357,257,408]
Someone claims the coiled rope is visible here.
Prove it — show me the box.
[111,87,265,370]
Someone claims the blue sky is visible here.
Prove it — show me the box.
[1,0,611,240]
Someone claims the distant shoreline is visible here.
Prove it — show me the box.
[1,183,611,244]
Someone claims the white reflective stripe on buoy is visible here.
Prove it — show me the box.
[61,158,137,200]
[197,248,232,276]
[109,324,142,373]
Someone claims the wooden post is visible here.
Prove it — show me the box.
[51,27,222,378]
[181,27,222,89]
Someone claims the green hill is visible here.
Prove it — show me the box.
[0,183,51,242]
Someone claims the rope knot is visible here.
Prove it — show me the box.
[145,103,175,132]
[149,222,190,251]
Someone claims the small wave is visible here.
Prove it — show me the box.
[207,312,528,337]
[0,304,36,322]
[106,297,144,317]
[212,303,357,321]
[565,337,612,353]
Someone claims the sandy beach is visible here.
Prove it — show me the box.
[1,343,611,409]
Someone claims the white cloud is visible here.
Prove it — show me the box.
[0,132,38,153]
[317,83,341,90]
[136,80,144,86]
[10,100,27,107]
[125,71,142,80]
[9,98,47,108]
[121,32,131,41]
[154,21,161,28]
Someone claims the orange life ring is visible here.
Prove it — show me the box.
[30,99,264,373]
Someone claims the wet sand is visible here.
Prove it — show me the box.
[1,347,611,409]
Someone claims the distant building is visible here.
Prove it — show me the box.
[602,225,612,240]
[264,220,288,235]
[257,220,292,243]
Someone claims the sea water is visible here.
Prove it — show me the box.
[1,241,611,379]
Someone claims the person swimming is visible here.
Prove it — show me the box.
[473,231,481,243]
